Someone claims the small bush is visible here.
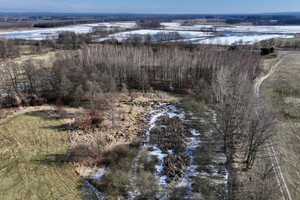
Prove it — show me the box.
[95,143,142,198]
[109,145,139,170]
[98,170,130,197]
[192,176,219,200]
[135,170,158,200]
[129,137,142,148]
[138,149,158,173]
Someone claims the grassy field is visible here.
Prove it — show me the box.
[261,54,283,74]
[0,109,96,200]
[262,53,300,199]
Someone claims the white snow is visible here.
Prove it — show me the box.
[192,33,294,45]
[162,22,300,34]
[90,168,106,180]
[0,21,297,45]
[145,111,165,140]
[104,26,295,45]
[166,104,185,119]
[176,127,201,190]
[93,22,137,29]
[149,145,167,174]
[141,103,169,187]
[0,25,93,40]
[141,103,188,188]
[103,29,211,42]
[0,22,137,40]
[168,150,173,155]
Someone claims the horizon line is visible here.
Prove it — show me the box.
[0,11,300,16]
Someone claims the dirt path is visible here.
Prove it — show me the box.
[254,55,292,200]
[254,54,286,96]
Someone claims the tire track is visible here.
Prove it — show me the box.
[254,54,292,200]
[254,54,285,96]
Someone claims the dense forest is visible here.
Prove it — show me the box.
[0,43,261,107]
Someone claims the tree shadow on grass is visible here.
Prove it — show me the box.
[41,124,70,132]
[32,153,99,200]
[32,153,69,167]
[25,110,60,121]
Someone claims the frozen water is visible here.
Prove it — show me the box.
[190,33,294,45]
[0,21,296,45]
[103,29,211,42]
[161,22,300,34]
[0,22,137,40]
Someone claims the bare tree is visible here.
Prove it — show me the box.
[22,60,38,93]
[86,80,102,109]
[212,67,275,169]
[243,101,276,169]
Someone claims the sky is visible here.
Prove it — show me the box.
[0,0,299,14]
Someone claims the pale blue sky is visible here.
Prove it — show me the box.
[0,0,299,14]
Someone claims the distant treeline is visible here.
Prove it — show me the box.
[33,21,75,28]
[2,13,300,26]
[226,18,242,24]
[278,18,300,25]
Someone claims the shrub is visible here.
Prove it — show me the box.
[192,176,219,199]
[95,143,142,198]
[109,145,139,170]
[138,149,158,173]
[98,170,130,197]
[261,47,275,55]
[135,170,158,200]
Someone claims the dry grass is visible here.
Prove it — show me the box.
[0,109,96,200]
[68,92,179,177]
[261,53,300,199]
[0,50,68,72]
[261,54,282,75]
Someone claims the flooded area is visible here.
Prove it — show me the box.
[0,22,296,45]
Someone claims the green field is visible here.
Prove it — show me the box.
[0,110,96,200]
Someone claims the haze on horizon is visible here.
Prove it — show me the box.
[0,0,299,14]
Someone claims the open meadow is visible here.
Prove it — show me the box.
[0,107,96,200]
[262,53,300,199]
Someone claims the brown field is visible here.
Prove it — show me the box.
[0,50,66,70]
[261,53,300,199]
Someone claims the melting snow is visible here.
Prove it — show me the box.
[90,168,106,181]
[161,22,300,34]
[0,21,296,45]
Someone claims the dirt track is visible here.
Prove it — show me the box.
[254,54,292,200]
